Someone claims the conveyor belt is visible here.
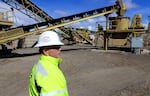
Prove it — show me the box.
[18,5,118,32]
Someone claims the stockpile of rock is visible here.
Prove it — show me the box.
[141,33,150,54]
[143,33,150,49]
[25,34,39,47]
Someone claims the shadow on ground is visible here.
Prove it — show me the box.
[0,49,39,58]
[0,46,132,58]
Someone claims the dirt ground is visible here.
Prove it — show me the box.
[0,44,150,96]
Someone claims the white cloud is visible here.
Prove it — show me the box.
[54,10,67,17]
[143,23,148,29]
[65,16,107,31]
[0,1,9,8]
[87,19,96,24]
[109,0,116,4]
[88,26,92,30]
[109,0,138,9]
[13,9,37,26]
[122,0,138,9]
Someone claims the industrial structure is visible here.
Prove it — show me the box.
[0,0,148,53]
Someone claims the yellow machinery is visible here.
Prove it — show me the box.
[71,28,92,44]
[101,13,145,50]
[0,7,14,52]
[107,14,145,46]
[1,0,95,46]
[90,0,146,50]
[0,7,14,29]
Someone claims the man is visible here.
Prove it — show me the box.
[29,31,69,96]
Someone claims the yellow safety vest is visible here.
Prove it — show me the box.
[29,54,69,96]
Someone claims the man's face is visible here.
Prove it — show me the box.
[43,46,62,58]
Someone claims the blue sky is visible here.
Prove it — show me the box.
[0,0,150,31]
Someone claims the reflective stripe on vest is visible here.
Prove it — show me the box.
[34,61,48,79]
[40,88,67,96]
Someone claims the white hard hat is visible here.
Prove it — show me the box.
[34,31,64,47]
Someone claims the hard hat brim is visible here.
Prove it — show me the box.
[34,42,64,48]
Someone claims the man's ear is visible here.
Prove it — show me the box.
[42,48,48,55]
